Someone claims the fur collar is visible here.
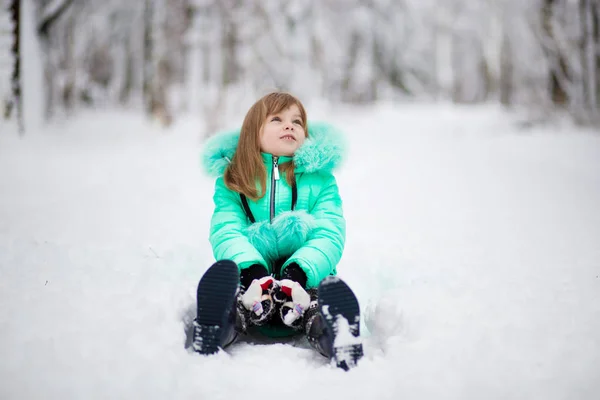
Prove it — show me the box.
[201,121,346,176]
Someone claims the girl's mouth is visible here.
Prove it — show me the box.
[280,135,296,141]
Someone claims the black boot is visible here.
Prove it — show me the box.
[191,260,241,355]
[304,277,364,371]
[304,302,333,358]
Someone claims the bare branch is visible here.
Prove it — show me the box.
[37,0,74,37]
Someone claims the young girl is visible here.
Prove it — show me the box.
[190,92,363,370]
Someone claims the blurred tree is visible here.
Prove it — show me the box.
[541,0,569,105]
[0,3,10,120]
[370,0,412,96]
[36,0,74,119]
[499,34,513,107]
[498,5,514,107]
[144,0,191,127]
[450,1,492,104]
[581,0,598,119]
[10,0,21,131]
[1,0,22,133]
[538,0,599,122]
[26,0,599,128]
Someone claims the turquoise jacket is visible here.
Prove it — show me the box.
[201,122,347,289]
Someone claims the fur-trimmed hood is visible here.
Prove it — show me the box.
[201,121,347,177]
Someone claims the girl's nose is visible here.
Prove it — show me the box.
[284,123,294,130]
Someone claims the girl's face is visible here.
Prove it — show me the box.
[260,104,306,156]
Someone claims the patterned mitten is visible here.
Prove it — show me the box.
[240,276,276,326]
[276,279,312,329]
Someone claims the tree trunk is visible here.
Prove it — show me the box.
[222,20,239,85]
[62,10,75,113]
[451,32,463,103]
[9,0,22,133]
[595,1,600,114]
[143,0,172,127]
[499,32,513,106]
[143,0,154,116]
[38,0,74,121]
[340,32,360,102]
[542,0,570,105]
[37,0,73,37]
[581,0,598,113]
[477,44,491,103]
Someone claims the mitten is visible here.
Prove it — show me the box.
[240,276,276,325]
[277,279,312,328]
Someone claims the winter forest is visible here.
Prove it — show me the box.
[1,0,599,133]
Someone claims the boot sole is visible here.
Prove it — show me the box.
[194,260,239,355]
[318,276,364,371]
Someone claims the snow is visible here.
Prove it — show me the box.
[1,103,600,400]
[332,315,361,347]
[330,313,362,371]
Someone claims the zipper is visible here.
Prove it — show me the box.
[269,156,279,222]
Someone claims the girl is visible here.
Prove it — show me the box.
[190,92,363,370]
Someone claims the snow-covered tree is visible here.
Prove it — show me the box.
[25,0,600,128]
[532,0,599,123]
[1,0,22,132]
[1,2,13,120]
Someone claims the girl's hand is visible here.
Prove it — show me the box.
[275,279,311,326]
[240,276,274,316]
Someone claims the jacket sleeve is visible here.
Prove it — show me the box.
[209,177,268,271]
[283,173,346,288]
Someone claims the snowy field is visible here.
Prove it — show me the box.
[1,103,599,400]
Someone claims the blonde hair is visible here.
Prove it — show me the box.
[224,92,308,200]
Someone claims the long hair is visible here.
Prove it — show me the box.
[224,92,308,200]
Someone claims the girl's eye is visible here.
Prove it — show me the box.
[293,120,302,125]
[271,116,281,122]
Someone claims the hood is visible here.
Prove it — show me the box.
[201,121,347,177]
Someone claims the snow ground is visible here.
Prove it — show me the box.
[1,103,599,400]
